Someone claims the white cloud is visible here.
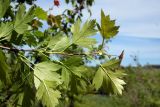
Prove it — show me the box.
[89,0,160,38]
[36,0,160,38]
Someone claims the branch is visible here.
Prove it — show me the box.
[0,45,36,52]
[0,45,118,57]
[45,51,87,56]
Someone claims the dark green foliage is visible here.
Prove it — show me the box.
[0,50,11,85]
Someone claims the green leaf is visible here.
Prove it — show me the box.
[71,19,97,48]
[61,67,70,88]
[0,22,13,39]
[63,56,83,66]
[92,67,104,90]
[34,6,47,20]
[93,59,125,95]
[0,50,11,85]
[74,38,96,49]
[70,66,83,77]
[14,4,35,34]
[36,82,61,107]
[0,0,10,18]
[102,58,120,69]
[100,10,119,39]
[47,33,70,52]
[34,61,62,89]
[22,84,35,107]
[93,66,125,95]
[102,71,126,95]
[15,93,24,106]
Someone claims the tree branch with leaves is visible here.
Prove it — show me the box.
[0,0,125,107]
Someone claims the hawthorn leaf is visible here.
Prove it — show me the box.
[34,61,62,89]
[47,33,70,52]
[15,93,24,106]
[0,0,10,18]
[14,4,35,34]
[0,22,13,39]
[71,19,97,48]
[36,82,61,107]
[93,59,125,95]
[34,6,47,20]
[70,66,83,77]
[61,67,70,88]
[22,84,35,107]
[74,37,96,48]
[52,36,69,52]
[93,66,125,95]
[102,58,120,69]
[100,10,119,39]
[92,67,104,90]
[63,56,83,66]
[0,50,11,85]
[108,71,126,95]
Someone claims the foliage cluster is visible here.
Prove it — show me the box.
[0,0,125,107]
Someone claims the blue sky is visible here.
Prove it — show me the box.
[36,0,160,66]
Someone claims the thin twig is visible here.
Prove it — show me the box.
[0,45,118,57]
[0,45,36,52]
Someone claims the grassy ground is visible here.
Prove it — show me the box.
[74,66,160,107]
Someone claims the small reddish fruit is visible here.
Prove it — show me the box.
[54,0,60,7]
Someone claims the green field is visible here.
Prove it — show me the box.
[74,66,160,107]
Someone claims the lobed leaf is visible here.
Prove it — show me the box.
[93,59,126,95]
[92,67,104,90]
[34,61,62,89]
[71,19,97,48]
[36,82,61,107]
[14,4,35,34]
[0,0,10,18]
[61,67,70,88]
[47,33,70,52]
[34,6,47,20]
[102,58,121,69]
[0,50,11,85]
[0,22,13,39]
[100,10,119,39]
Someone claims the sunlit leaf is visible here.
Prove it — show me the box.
[93,66,125,95]
[93,59,126,95]
[61,67,70,88]
[0,22,13,39]
[34,6,47,20]
[0,0,10,18]
[34,61,62,89]
[36,82,61,107]
[71,19,97,48]
[63,56,83,66]
[92,67,104,90]
[14,4,35,34]
[100,10,119,39]
[47,33,70,52]
[102,58,120,69]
